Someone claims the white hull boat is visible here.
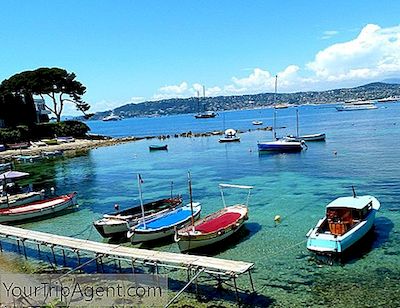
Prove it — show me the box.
[0,191,44,209]
[128,203,201,243]
[0,193,77,223]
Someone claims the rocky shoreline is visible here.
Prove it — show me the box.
[0,126,272,161]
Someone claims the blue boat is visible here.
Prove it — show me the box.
[257,139,304,152]
[127,203,201,243]
[306,193,381,254]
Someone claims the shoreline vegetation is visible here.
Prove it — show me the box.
[0,126,272,160]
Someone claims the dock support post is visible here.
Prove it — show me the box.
[248,270,255,293]
[51,245,57,266]
[118,260,122,273]
[232,275,240,305]
[99,255,104,273]
[37,243,41,255]
[0,240,3,252]
[76,250,81,268]
[16,239,21,252]
[131,259,135,274]
[21,240,27,259]
[62,249,66,267]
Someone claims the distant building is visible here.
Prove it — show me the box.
[33,98,50,123]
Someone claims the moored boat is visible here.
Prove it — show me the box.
[175,183,253,252]
[258,139,305,152]
[336,100,378,111]
[252,120,263,125]
[0,192,78,223]
[286,109,326,142]
[149,144,168,151]
[127,202,201,243]
[219,129,240,143]
[93,196,183,238]
[306,190,381,254]
[0,191,44,209]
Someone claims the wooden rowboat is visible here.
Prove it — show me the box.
[175,183,253,252]
[0,193,77,223]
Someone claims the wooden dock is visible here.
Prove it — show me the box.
[0,224,255,306]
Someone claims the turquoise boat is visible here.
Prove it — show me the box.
[306,194,380,254]
[127,203,201,243]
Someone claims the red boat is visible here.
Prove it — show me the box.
[0,193,78,223]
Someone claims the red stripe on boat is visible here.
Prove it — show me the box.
[195,212,241,233]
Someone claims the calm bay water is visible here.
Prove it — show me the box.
[6,103,400,306]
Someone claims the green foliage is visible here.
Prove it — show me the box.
[0,121,90,144]
[0,67,90,122]
[33,121,90,138]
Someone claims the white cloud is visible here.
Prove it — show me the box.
[322,30,339,40]
[308,24,400,82]
[87,23,400,112]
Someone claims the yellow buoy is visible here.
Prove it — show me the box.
[274,215,281,223]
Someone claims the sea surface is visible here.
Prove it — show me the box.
[5,103,400,307]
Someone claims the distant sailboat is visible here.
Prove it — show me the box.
[194,86,217,118]
[257,75,305,152]
[286,109,326,142]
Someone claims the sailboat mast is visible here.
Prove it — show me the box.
[273,75,278,140]
[296,108,299,137]
[137,174,146,229]
[187,171,195,227]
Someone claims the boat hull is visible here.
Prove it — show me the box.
[176,205,248,252]
[257,141,303,152]
[128,204,201,243]
[0,192,43,209]
[0,193,77,223]
[307,209,378,254]
[219,137,240,143]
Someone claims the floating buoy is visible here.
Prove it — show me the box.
[333,151,337,156]
[114,204,120,211]
[274,215,281,223]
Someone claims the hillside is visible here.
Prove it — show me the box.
[88,82,400,120]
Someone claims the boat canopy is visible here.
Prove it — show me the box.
[219,184,253,190]
[326,196,375,210]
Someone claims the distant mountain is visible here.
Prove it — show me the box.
[86,82,400,120]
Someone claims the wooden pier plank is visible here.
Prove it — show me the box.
[0,225,253,274]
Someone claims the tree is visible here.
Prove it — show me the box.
[0,67,91,122]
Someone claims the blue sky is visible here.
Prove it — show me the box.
[1,1,400,115]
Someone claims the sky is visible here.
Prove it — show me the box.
[1,0,400,115]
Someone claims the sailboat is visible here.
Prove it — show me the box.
[194,86,217,118]
[257,76,305,152]
[175,183,253,252]
[127,173,201,243]
[286,109,326,142]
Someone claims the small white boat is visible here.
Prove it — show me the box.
[306,190,380,254]
[286,133,326,142]
[286,109,326,142]
[252,120,263,125]
[0,191,44,209]
[0,192,77,223]
[15,155,42,163]
[175,183,253,252]
[219,129,240,143]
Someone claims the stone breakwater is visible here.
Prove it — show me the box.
[0,126,272,161]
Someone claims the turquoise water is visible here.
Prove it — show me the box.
[7,103,400,306]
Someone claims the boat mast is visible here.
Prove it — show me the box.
[187,171,195,228]
[3,174,9,208]
[296,108,299,137]
[273,75,278,140]
[137,174,146,229]
[170,181,174,199]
